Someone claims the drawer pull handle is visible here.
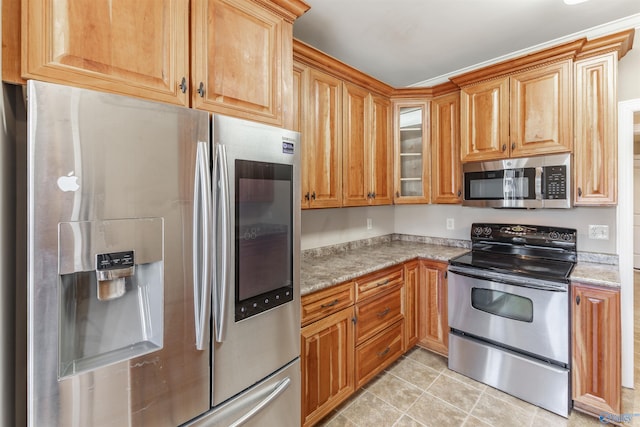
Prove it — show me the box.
[377,307,390,318]
[321,299,339,308]
[376,280,390,287]
[377,347,391,358]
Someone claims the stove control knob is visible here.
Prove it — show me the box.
[549,231,560,240]
[561,233,572,241]
[483,227,492,235]
[473,226,483,236]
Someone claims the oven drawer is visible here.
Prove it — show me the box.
[355,287,403,345]
[447,270,569,364]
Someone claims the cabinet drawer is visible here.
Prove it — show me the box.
[301,282,355,327]
[355,287,403,345]
[355,265,403,302]
[355,320,404,388]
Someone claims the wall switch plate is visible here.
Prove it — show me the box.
[446,218,455,230]
[588,224,609,240]
[366,218,372,230]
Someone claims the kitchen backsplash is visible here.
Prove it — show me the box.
[301,204,618,255]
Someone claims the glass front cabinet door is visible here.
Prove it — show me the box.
[393,101,430,204]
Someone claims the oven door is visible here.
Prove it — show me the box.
[448,266,568,365]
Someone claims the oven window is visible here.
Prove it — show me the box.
[471,288,533,322]
[235,159,293,321]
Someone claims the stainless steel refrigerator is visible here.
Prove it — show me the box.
[5,80,300,427]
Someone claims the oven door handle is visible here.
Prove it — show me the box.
[447,266,568,292]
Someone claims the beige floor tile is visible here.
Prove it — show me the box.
[387,357,440,390]
[462,416,493,427]
[405,394,467,427]
[470,393,533,427]
[483,386,538,416]
[393,415,427,427]
[425,374,482,413]
[404,347,448,372]
[366,372,423,412]
[340,390,402,427]
[440,368,488,392]
[319,413,358,427]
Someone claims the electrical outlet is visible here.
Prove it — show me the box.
[446,218,455,230]
[588,224,609,240]
[366,218,372,230]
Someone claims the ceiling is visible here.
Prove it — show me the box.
[293,0,640,88]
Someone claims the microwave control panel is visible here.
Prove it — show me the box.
[543,165,567,199]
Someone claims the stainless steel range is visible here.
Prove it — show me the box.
[448,223,577,417]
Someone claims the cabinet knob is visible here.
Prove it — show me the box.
[179,77,187,94]
[576,295,581,305]
[197,82,205,98]
[311,191,316,200]
[396,191,400,198]
[371,192,376,199]
[577,187,583,197]
[511,142,516,150]
[304,192,310,201]
[457,190,462,198]
[367,192,372,199]
[502,144,507,152]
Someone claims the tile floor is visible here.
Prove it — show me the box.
[315,271,640,427]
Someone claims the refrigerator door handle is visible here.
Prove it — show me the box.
[214,143,230,343]
[193,140,212,351]
[228,377,291,427]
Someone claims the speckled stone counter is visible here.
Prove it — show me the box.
[301,235,620,296]
[301,238,468,296]
[570,262,620,288]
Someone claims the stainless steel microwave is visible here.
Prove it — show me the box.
[462,153,571,208]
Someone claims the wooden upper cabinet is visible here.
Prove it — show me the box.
[572,283,620,416]
[192,0,292,126]
[460,78,509,162]
[342,84,392,207]
[22,0,190,105]
[393,100,430,204]
[342,83,369,207]
[574,53,617,205]
[431,91,462,204]
[459,60,572,162]
[510,60,572,157]
[301,68,343,208]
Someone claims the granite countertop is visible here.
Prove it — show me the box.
[301,239,620,296]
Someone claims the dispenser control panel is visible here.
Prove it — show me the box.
[97,251,135,270]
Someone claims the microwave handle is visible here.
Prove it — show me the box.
[535,166,543,200]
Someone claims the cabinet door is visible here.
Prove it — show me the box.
[418,260,448,356]
[301,306,355,427]
[572,284,620,415]
[294,62,310,208]
[403,260,420,350]
[393,100,430,204]
[574,53,617,205]
[510,60,572,157]
[370,94,394,205]
[431,92,462,204]
[192,0,287,125]
[304,69,343,208]
[460,78,509,162]
[23,0,189,106]
[342,83,370,207]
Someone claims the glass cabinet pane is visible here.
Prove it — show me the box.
[398,106,424,197]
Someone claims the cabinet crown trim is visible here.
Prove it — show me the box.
[252,0,311,22]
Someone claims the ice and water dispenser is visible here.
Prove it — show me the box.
[58,218,164,378]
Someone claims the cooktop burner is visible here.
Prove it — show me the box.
[450,223,577,283]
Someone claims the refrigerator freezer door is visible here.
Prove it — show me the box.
[26,81,211,427]
[185,358,301,427]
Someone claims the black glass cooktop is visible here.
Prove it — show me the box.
[449,223,578,283]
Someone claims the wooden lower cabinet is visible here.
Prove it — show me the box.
[301,305,355,427]
[403,260,420,350]
[417,259,448,356]
[355,320,404,388]
[572,283,621,417]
